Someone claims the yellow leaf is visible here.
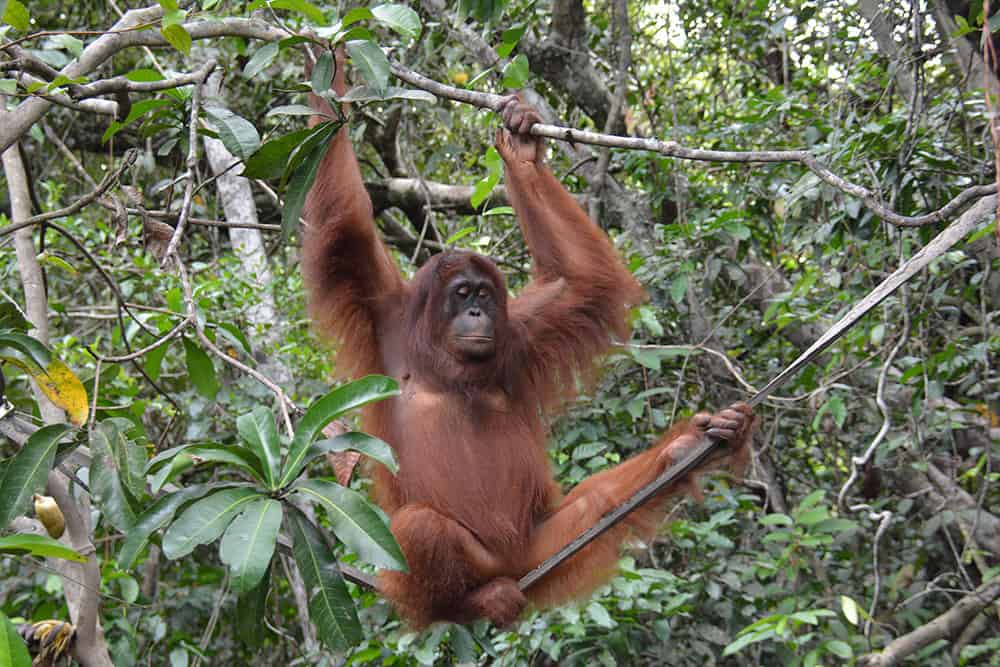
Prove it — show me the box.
[35,359,89,426]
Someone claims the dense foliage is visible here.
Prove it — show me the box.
[1,0,998,665]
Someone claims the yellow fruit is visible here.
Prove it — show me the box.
[33,494,66,539]
[451,71,469,86]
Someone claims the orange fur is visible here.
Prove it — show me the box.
[302,50,753,628]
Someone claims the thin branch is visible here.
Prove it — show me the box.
[175,260,298,436]
[0,150,137,237]
[390,63,996,228]
[161,70,208,263]
[87,316,193,363]
[68,60,216,99]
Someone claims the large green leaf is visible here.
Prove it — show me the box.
[306,432,398,474]
[146,443,266,491]
[162,487,261,559]
[204,106,261,160]
[281,134,329,238]
[182,338,219,399]
[371,4,420,39]
[235,565,270,647]
[0,332,52,369]
[236,407,281,489]
[310,50,334,94]
[243,42,279,79]
[0,423,74,529]
[241,127,313,180]
[89,419,145,531]
[288,509,361,651]
[0,611,31,667]
[0,303,31,331]
[117,484,217,569]
[279,375,399,488]
[0,534,86,562]
[219,497,282,593]
[345,39,390,94]
[294,479,406,571]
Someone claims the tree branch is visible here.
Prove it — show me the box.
[860,577,1000,666]
[390,63,997,228]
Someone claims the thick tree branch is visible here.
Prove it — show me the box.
[0,6,287,153]
[860,577,1000,666]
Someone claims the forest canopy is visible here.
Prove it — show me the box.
[1,1,999,665]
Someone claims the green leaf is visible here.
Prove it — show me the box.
[0,611,31,667]
[284,120,340,177]
[294,479,406,570]
[0,534,86,562]
[236,407,282,488]
[235,566,270,647]
[371,4,421,39]
[281,136,329,238]
[220,497,282,593]
[118,484,216,569]
[214,322,252,358]
[145,340,170,381]
[0,302,31,331]
[670,273,689,304]
[243,42,280,79]
[311,50,334,94]
[161,24,192,56]
[483,206,514,217]
[497,25,525,58]
[345,39,390,94]
[759,513,793,527]
[500,53,530,89]
[48,34,83,57]
[812,518,856,534]
[288,509,362,651]
[797,489,825,511]
[125,68,164,82]
[840,595,860,626]
[586,601,615,628]
[145,443,266,490]
[340,6,374,27]
[242,127,314,180]
[89,419,146,531]
[0,332,53,369]
[306,431,398,474]
[280,375,400,487]
[2,0,28,31]
[338,85,436,103]
[265,104,319,118]
[183,338,219,399]
[796,506,830,527]
[268,0,328,24]
[162,487,261,559]
[204,106,261,160]
[0,423,74,529]
[825,640,853,659]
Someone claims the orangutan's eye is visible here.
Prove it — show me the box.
[456,285,471,298]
